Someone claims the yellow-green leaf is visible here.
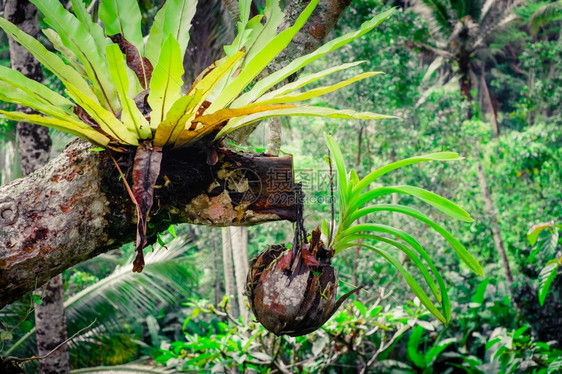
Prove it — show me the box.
[31,0,119,112]
[216,106,395,139]
[153,94,199,147]
[207,0,319,113]
[0,65,73,110]
[0,16,98,104]
[233,8,396,107]
[255,61,365,103]
[0,110,109,146]
[106,44,151,139]
[148,35,184,129]
[99,0,144,53]
[156,51,246,147]
[194,104,295,127]
[252,72,383,106]
[145,0,197,66]
[66,83,138,145]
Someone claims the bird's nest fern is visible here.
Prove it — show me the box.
[0,0,395,271]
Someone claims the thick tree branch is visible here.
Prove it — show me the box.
[0,0,353,309]
[0,140,296,308]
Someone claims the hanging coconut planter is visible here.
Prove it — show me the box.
[246,135,484,335]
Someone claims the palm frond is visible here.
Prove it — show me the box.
[529,0,562,35]
[414,0,453,36]
[65,234,197,327]
[5,235,198,356]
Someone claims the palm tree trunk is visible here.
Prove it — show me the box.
[0,127,19,185]
[231,227,250,322]
[212,234,222,306]
[222,228,239,318]
[477,162,514,283]
[6,1,69,373]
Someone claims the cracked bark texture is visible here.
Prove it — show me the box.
[6,1,69,373]
[0,140,296,308]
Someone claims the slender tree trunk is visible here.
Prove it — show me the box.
[0,127,19,185]
[212,233,222,306]
[222,228,239,318]
[477,162,513,283]
[265,118,283,155]
[5,1,70,372]
[231,227,250,322]
[32,275,69,374]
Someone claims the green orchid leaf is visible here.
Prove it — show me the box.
[353,152,461,194]
[348,186,473,223]
[341,232,445,306]
[336,223,452,311]
[216,106,393,139]
[349,169,360,187]
[106,44,151,139]
[0,16,98,104]
[145,0,197,66]
[99,0,144,53]
[407,326,427,368]
[233,8,396,106]
[344,204,483,276]
[31,0,119,112]
[207,0,319,112]
[148,35,184,129]
[353,242,447,324]
[324,133,349,220]
[538,259,559,306]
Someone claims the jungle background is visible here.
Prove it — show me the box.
[1,0,561,373]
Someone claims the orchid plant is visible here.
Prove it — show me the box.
[245,135,483,335]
